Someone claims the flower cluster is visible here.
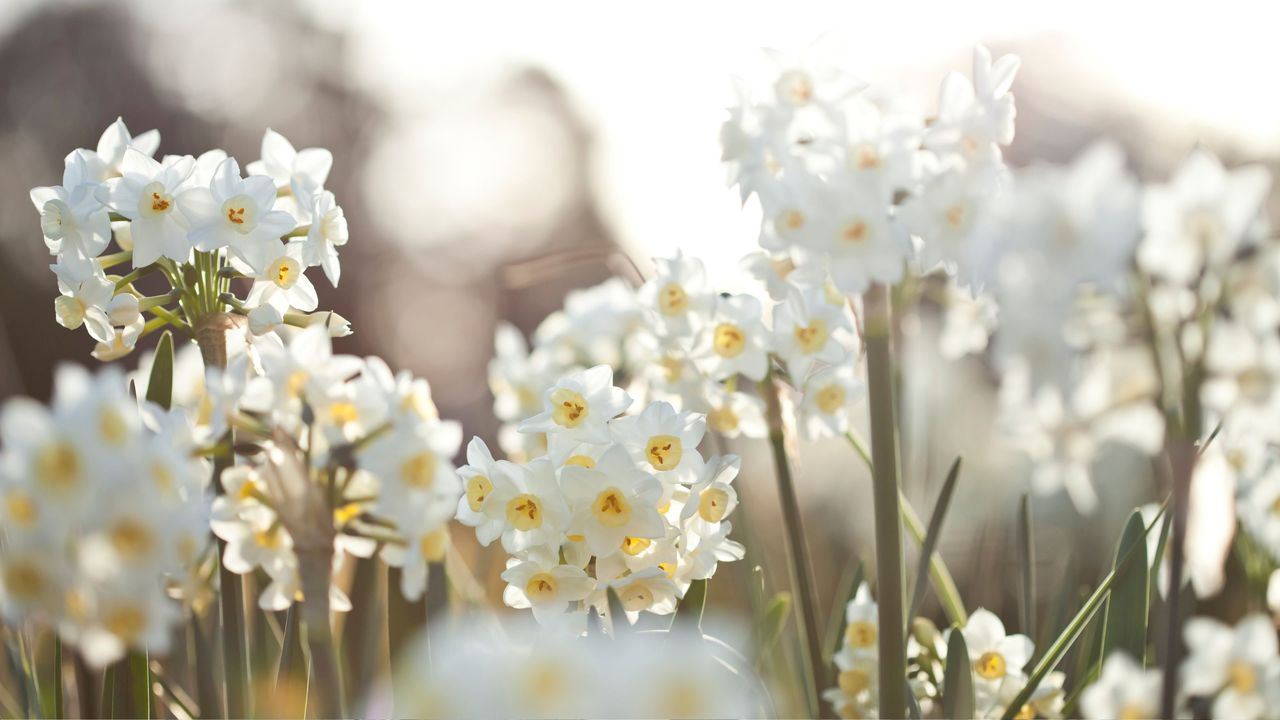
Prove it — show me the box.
[203,326,462,608]
[0,365,208,667]
[31,120,350,361]
[460,364,743,627]
[823,583,881,718]
[389,617,761,718]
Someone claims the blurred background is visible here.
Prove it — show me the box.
[1,0,1276,693]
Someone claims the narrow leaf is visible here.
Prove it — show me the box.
[673,579,708,633]
[908,457,962,625]
[1017,494,1036,654]
[756,592,792,667]
[1099,511,1150,665]
[145,331,174,410]
[942,628,975,719]
[998,500,1167,720]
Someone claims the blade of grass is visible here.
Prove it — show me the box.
[907,457,963,627]
[1099,511,1151,665]
[1017,494,1036,649]
[942,627,975,719]
[998,499,1168,720]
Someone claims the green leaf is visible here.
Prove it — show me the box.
[756,592,792,667]
[942,628,975,719]
[145,331,174,411]
[1017,494,1036,660]
[823,561,864,664]
[998,500,1167,720]
[606,588,630,637]
[907,457,962,625]
[1099,511,1150,665]
[673,578,707,633]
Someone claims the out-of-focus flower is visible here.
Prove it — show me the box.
[1081,652,1162,720]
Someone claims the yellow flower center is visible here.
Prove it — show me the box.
[592,488,631,528]
[713,323,746,358]
[465,475,493,512]
[564,455,596,469]
[975,651,1007,680]
[399,452,436,489]
[419,528,448,562]
[99,408,128,446]
[851,143,881,170]
[794,319,829,354]
[697,487,731,523]
[621,536,652,556]
[221,195,257,232]
[549,388,588,428]
[35,441,81,492]
[1229,661,1258,694]
[619,583,654,611]
[109,519,154,559]
[846,620,877,649]
[708,406,739,434]
[777,209,806,233]
[5,492,36,527]
[104,603,146,642]
[506,494,543,531]
[329,401,358,425]
[816,384,847,415]
[841,219,869,244]
[525,572,558,602]
[140,182,173,217]
[286,369,309,397]
[658,354,684,383]
[1118,705,1147,720]
[839,668,871,695]
[1,561,45,600]
[658,282,689,316]
[270,255,301,289]
[254,527,282,549]
[645,435,682,471]
[945,203,969,231]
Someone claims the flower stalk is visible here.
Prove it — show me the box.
[862,283,908,719]
[761,374,826,718]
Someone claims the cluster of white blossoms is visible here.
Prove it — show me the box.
[389,618,760,718]
[459,364,743,627]
[199,326,463,609]
[31,119,350,361]
[0,365,208,667]
[823,583,881,718]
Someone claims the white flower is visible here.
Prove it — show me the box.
[380,497,453,601]
[518,365,633,446]
[302,190,347,287]
[956,608,1034,695]
[87,117,161,179]
[771,286,855,380]
[178,156,298,271]
[500,556,595,624]
[30,150,112,259]
[1139,150,1271,284]
[924,45,1020,163]
[95,149,195,266]
[691,294,769,381]
[841,582,879,658]
[359,418,462,529]
[1081,652,1161,720]
[699,382,767,439]
[1181,614,1280,719]
[481,457,570,557]
[454,437,507,543]
[608,400,707,485]
[637,251,714,339]
[244,241,318,312]
[597,566,679,621]
[50,253,114,342]
[561,444,665,557]
[797,360,865,441]
[679,454,740,536]
[810,174,907,296]
[247,128,333,216]
[675,521,743,584]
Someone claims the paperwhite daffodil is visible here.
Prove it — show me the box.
[95,149,195,266]
[247,128,333,217]
[500,556,595,624]
[679,454,740,536]
[691,294,769,381]
[609,400,707,486]
[637,250,714,339]
[518,365,633,446]
[178,156,297,271]
[772,286,855,380]
[481,457,570,557]
[302,190,347,287]
[1181,614,1280,719]
[30,150,112,259]
[956,608,1033,695]
[1081,652,1162,720]
[797,360,865,440]
[245,241,318,313]
[561,444,665,558]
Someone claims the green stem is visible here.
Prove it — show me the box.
[52,637,62,720]
[97,250,133,270]
[845,431,967,625]
[760,376,825,718]
[862,283,907,719]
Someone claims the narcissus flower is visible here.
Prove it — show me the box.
[519,365,633,446]
[500,556,595,624]
[178,156,297,271]
[561,445,664,558]
[95,149,195,266]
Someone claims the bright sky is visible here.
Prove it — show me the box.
[326,0,1280,286]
